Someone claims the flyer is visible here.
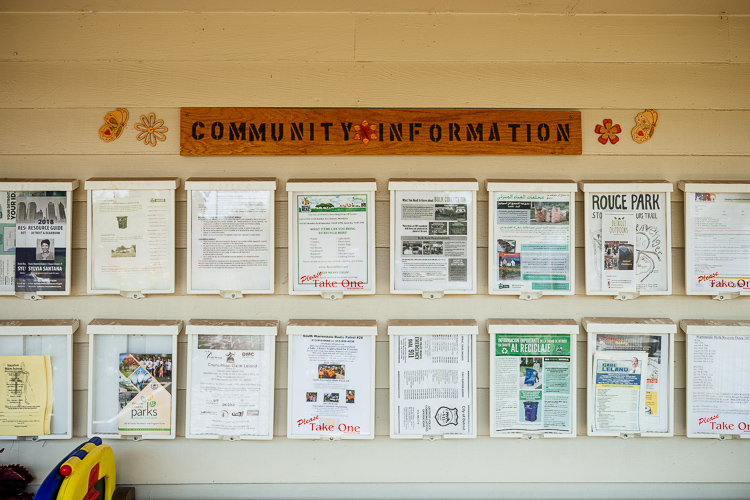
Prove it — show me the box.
[393,334,473,436]
[117,352,172,435]
[0,191,16,291]
[289,335,372,437]
[601,211,637,291]
[91,190,172,292]
[190,190,272,292]
[0,355,53,436]
[492,334,573,435]
[586,192,668,292]
[292,193,371,292]
[594,333,669,433]
[394,191,473,291]
[688,335,750,436]
[593,351,647,433]
[190,334,272,437]
[492,192,571,293]
[687,192,750,293]
[14,191,68,293]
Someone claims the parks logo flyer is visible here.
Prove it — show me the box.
[117,353,172,435]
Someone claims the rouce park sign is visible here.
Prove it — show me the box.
[180,108,581,156]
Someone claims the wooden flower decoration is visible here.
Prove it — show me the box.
[98,108,129,142]
[353,120,378,145]
[134,113,168,147]
[632,109,659,144]
[595,119,621,144]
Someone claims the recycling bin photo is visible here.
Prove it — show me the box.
[523,401,539,422]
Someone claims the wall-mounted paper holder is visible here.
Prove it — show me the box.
[519,292,543,301]
[220,290,243,299]
[422,291,445,300]
[15,292,43,301]
[120,290,146,299]
[615,291,640,301]
[322,291,343,300]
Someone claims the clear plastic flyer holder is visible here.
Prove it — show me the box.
[681,319,750,439]
[487,319,578,439]
[184,178,278,297]
[185,319,278,441]
[580,180,673,300]
[388,179,479,298]
[87,319,182,440]
[286,320,377,440]
[286,179,377,299]
[678,181,750,300]
[85,178,179,298]
[486,180,577,299]
[388,319,478,440]
[0,179,79,300]
[0,319,78,440]
[583,317,676,438]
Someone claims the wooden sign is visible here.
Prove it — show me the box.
[180,108,581,156]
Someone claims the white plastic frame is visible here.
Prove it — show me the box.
[580,181,673,298]
[388,179,479,297]
[681,319,750,439]
[286,179,377,298]
[388,319,478,439]
[487,319,578,438]
[678,181,750,298]
[87,319,182,440]
[85,178,179,297]
[286,320,377,440]
[486,180,577,299]
[185,319,278,440]
[583,317,676,437]
[0,179,79,298]
[0,319,78,440]
[184,178,277,297]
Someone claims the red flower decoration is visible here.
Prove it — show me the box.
[595,119,621,145]
[353,120,378,145]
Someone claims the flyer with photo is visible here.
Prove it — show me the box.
[0,191,16,291]
[687,192,750,293]
[117,352,172,435]
[190,190,272,292]
[91,190,172,292]
[393,191,474,292]
[586,192,668,293]
[190,335,272,437]
[492,192,571,293]
[289,335,373,437]
[595,333,669,433]
[13,191,68,293]
[292,193,371,293]
[601,212,637,291]
[393,334,473,436]
[492,334,572,435]
[688,335,750,436]
[593,351,647,433]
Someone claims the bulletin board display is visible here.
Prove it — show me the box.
[87,319,182,440]
[286,320,377,440]
[286,180,377,297]
[185,319,278,440]
[0,319,78,440]
[487,319,578,438]
[185,178,277,296]
[388,319,478,439]
[85,178,179,297]
[583,317,676,437]
[389,179,479,296]
[681,319,750,439]
[486,180,577,297]
[580,181,673,297]
[0,179,79,297]
[679,181,750,297]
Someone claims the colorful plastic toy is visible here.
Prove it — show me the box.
[35,437,133,500]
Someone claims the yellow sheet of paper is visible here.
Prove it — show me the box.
[0,355,53,437]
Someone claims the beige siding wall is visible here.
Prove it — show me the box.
[1,5,748,498]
